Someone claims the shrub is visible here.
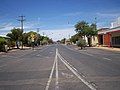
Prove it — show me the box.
[76,38,86,49]
[0,37,6,52]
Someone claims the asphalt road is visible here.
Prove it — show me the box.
[0,44,120,90]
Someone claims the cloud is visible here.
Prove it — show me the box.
[0,26,14,36]
[0,22,13,29]
[96,12,120,18]
[39,27,76,41]
[95,11,120,28]
[97,22,110,29]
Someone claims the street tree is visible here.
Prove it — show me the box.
[75,21,97,47]
[0,37,6,51]
[60,38,66,44]
[48,38,53,44]
[6,28,23,49]
[70,34,79,44]
[75,21,88,38]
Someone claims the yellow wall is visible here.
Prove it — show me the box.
[91,36,98,46]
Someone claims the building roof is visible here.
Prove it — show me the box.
[98,26,120,34]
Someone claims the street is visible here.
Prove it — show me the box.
[0,44,120,90]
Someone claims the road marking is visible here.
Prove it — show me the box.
[103,57,111,61]
[45,57,50,59]
[55,48,59,90]
[45,53,56,90]
[36,54,41,56]
[45,48,58,90]
[57,51,97,90]
[49,52,53,54]
[61,72,74,78]
[85,53,94,56]
[64,45,75,51]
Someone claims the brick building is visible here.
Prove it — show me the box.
[98,26,120,47]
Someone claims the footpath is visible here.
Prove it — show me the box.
[68,45,120,52]
[0,45,47,55]
[91,46,120,52]
[0,46,30,55]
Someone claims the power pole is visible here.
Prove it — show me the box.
[95,17,97,24]
[18,15,25,32]
[37,28,40,33]
[37,28,40,46]
[18,15,25,49]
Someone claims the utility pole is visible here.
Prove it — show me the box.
[37,28,40,33]
[68,34,70,39]
[18,15,25,49]
[18,15,25,32]
[95,17,97,24]
[95,17,97,29]
[43,32,45,36]
[37,28,40,46]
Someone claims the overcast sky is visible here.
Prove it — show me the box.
[0,0,120,41]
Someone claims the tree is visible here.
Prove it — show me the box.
[75,21,98,47]
[22,31,42,47]
[75,21,88,38]
[48,39,53,44]
[26,31,38,47]
[60,38,66,44]
[42,36,49,45]
[6,28,23,49]
[70,34,79,44]
[84,23,98,46]
[76,38,86,49]
[22,33,28,46]
[0,37,6,52]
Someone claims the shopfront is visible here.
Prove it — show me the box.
[98,27,120,47]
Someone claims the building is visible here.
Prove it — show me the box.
[91,36,99,46]
[65,39,71,45]
[98,26,120,47]
[111,17,120,28]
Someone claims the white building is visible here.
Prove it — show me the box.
[111,17,120,28]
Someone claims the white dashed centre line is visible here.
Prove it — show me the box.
[103,57,111,61]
